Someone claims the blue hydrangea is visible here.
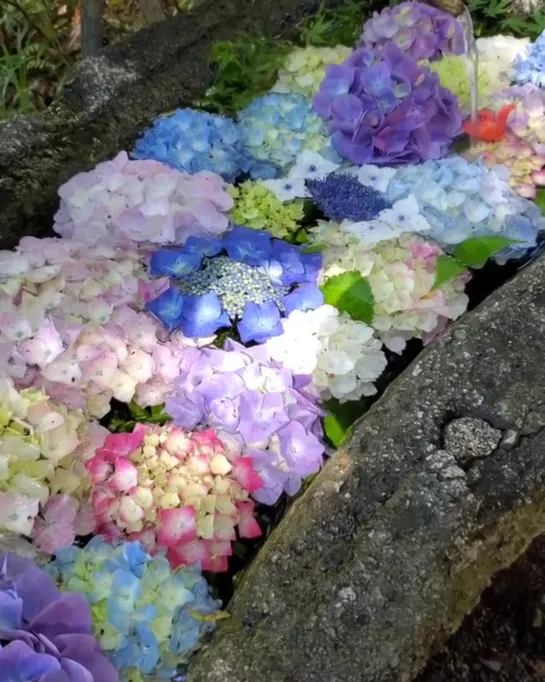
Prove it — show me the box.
[306,173,392,221]
[146,228,323,343]
[132,109,252,182]
[238,93,334,179]
[384,156,545,262]
[46,538,222,682]
[513,31,545,88]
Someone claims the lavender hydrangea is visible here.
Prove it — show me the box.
[146,227,324,342]
[166,340,326,505]
[513,30,545,89]
[385,156,545,262]
[306,173,392,221]
[238,93,332,179]
[360,1,465,61]
[313,42,463,165]
[132,109,252,183]
[0,552,118,682]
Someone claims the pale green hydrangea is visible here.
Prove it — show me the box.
[272,45,352,97]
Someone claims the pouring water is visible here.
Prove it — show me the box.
[458,7,479,132]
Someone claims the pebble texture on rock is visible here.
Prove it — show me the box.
[187,254,545,682]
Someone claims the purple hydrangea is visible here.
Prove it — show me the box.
[306,173,392,221]
[0,552,118,682]
[146,227,323,342]
[313,42,463,165]
[166,340,326,505]
[360,1,465,61]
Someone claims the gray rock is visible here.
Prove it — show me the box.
[187,252,545,682]
[443,417,502,464]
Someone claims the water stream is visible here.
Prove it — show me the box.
[458,6,480,130]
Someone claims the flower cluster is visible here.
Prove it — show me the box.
[0,377,106,551]
[306,173,392,222]
[423,54,494,114]
[497,84,545,155]
[263,150,340,202]
[54,151,234,246]
[238,93,331,178]
[359,1,464,60]
[229,181,305,239]
[166,340,326,505]
[47,539,222,681]
[476,35,530,89]
[17,306,196,419]
[0,551,118,681]
[266,305,387,402]
[272,45,352,97]
[513,29,545,88]
[0,237,146,336]
[314,43,462,165]
[385,156,545,259]
[86,424,262,571]
[146,227,323,343]
[132,109,252,183]
[311,223,469,351]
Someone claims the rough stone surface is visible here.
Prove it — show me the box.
[188,253,545,682]
[0,0,365,249]
[443,417,502,464]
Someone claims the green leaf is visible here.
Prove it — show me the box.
[301,242,325,254]
[321,271,374,324]
[454,236,518,269]
[128,400,148,420]
[324,414,352,447]
[432,254,465,290]
[536,188,545,214]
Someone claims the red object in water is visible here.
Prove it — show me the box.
[463,104,516,143]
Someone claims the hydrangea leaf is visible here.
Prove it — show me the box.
[432,254,466,290]
[302,243,326,254]
[321,271,374,324]
[536,188,545,214]
[454,236,518,269]
[324,414,352,448]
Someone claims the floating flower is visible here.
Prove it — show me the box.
[310,224,469,352]
[146,227,323,343]
[385,156,545,259]
[266,305,387,402]
[476,35,530,88]
[314,43,462,165]
[306,173,392,221]
[463,104,515,142]
[0,377,107,551]
[229,181,305,239]
[166,340,326,505]
[359,1,464,60]
[513,29,545,88]
[132,109,252,182]
[54,151,233,246]
[263,150,341,202]
[238,93,332,179]
[0,551,118,681]
[85,425,262,571]
[272,45,352,96]
[495,84,545,156]
[47,539,222,680]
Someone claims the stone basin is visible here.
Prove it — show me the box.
[2,1,545,681]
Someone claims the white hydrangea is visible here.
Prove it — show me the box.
[266,305,387,402]
[476,35,530,86]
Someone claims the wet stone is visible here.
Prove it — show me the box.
[443,417,502,464]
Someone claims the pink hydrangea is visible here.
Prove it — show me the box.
[53,151,234,247]
[86,423,263,572]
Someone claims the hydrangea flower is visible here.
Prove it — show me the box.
[495,84,545,156]
[47,539,222,680]
[310,223,469,352]
[314,43,462,165]
[167,340,326,505]
[0,237,146,335]
[238,93,332,179]
[476,35,530,90]
[385,156,545,260]
[266,305,387,402]
[54,151,234,246]
[272,45,352,97]
[146,227,323,343]
[0,377,106,551]
[263,150,341,202]
[85,425,262,571]
[0,552,118,681]
[359,1,464,60]
[513,30,545,88]
[229,181,305,239]
[422,54,495,114]
[306,173,392,222]
[132,109,252,182]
